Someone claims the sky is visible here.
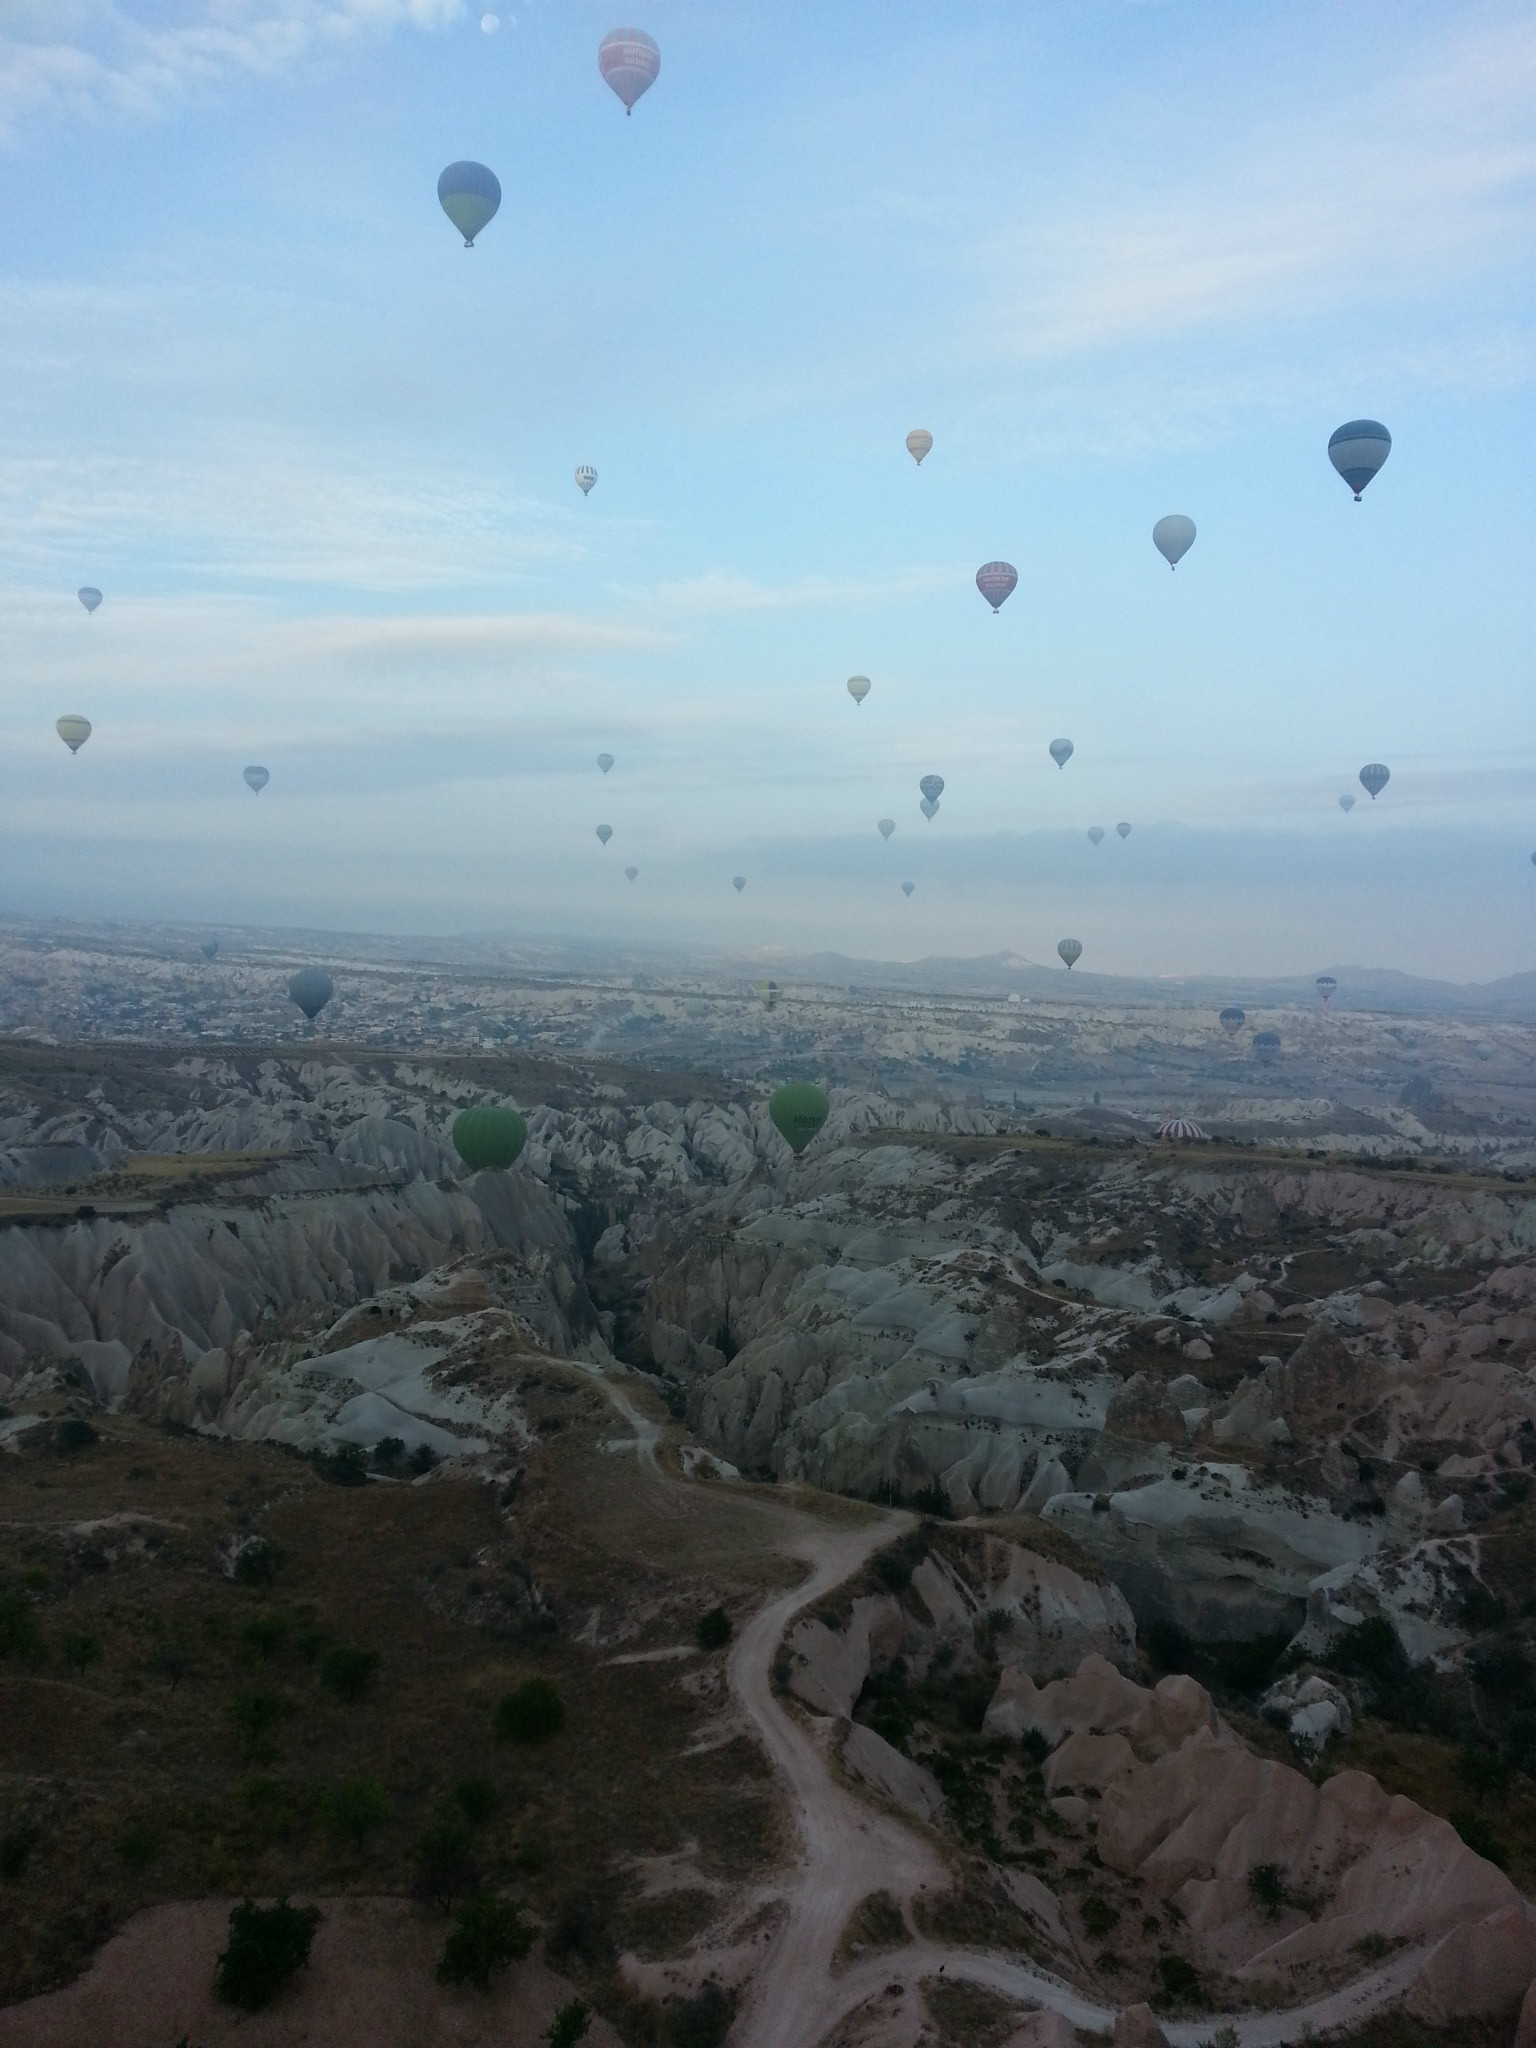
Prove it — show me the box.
[1,1,1534,980]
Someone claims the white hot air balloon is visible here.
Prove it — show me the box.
[1339,793,1356,813]
[1088,826,1105,846]
[905,429,933,465]
[1116,821,1131,839]
[1049,738,1074,769]
[733,875,745,893]
[56,714,91,754]
[1058,938,1083,970]
[877,817,895,841]
[244,765,269,794]
[575,465,597,496]
[847,674,871,706]
[902,881,915,897]
[1152,515,1196,569]
[597,752,614,774]
[597,824,613,845]
[624,864,639,881]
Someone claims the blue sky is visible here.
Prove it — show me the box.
[1,2,1533,978]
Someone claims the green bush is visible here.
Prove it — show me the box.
[494,1678,564,1743]
[547,1997,591,2048]
[1154,1954,1202,2008]
[696,1607,731,1651]
[409,1443,437,1476]
[665,1981,734,2048]
[453,1777,498,1826]
[232,1537,283,1587]
[1081,1894,1119,1938]
[55,1416,99,1454]
[60,1631,102,1677]
[327,1777,389,1848]
[116,1822,161,1870]
[241,1612,287,1660]
[1020,1726,1051,1765]
[414,1816,478,1909]
[314,1443,368,1487]
[0,1594,43,1662]
[319,1646,379,1703]
[229,1687,293,1758]
[371,1436,406,1472]
[214,1898,320,2010]
[1247,1863,1286,1916]
[437,1891,531,1989]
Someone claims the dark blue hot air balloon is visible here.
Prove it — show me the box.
[1328,420,1391,500]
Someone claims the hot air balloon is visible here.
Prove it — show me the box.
[201,939,219,961]
[438,160,501,246]
[78,587,102,614]
[920,797,938,820]
[906,429,933,465]
[575,465,597,496]
[597,752,614,774]
[1158,1117,1205,1142]
[1219,1005,1245,1037]
[769,1081,828,1155]
[1328,420,1391,500]
[877,818,895,841]
[919,774,945,804]
[1116,822,1131,839]
[1049,739,1073,769]
[1057,939,1082,970]
[1253,1029,1280,1063]
[597,824,613,845]
[1359,762,1390,800]
[733,875,746,893]
[56,715,91,754]
[1317,975,1337,1004]
[1339,793,1356,813]
[1088,826,1105,845]
[976,561,1017,612]
[901,881,915,897]
[244,765,269,794]
[625,865,638,881]
[289,968,333,1021]
[598,27,660,113]
[757,981,779,1010]
[452,1105,527,1171]
[847,675,871,706]
[1152,515,1196,569]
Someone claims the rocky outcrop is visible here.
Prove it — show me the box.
[784,1596,903,1720]
[841,1723,943,1823]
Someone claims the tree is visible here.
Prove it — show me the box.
[437,1892,531,1989]
[547,1997,591,2047]
[319,1646,379,1703]
[494,1678,564,1743]
[214,1899,320,2010]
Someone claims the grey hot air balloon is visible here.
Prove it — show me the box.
[906,429,933,465]
[575,465,597,496]
[1116,821,1131,839]
[902,881,915,897]
[1329,420,1391,500]
[597,752,614,774]
[733,875,746,893]
[1088,826,1105,846]
[438,160,501,246]
[847,674,871,706]
[598,27,660,112]
[920,797,938,820]
[201,939,219,961]
[56,715,91,754]
[1152,515,1196,569]
[1049,738,1073,769]
[289,968,333,1021]
[1253,1029,1281,1063]
[1339,792,1356,813]
[625,865,638,881]
[1359,762,1390,800]
[597,824,613,845]
[919,774,944,804]
[244,765,269,794]
[1219,1005,1245,1036]
[1057,938,1082,970]
[78,586,102,614]
[976,561,1018,612]
[877,817,895,841]
[1317,975,1337,1004]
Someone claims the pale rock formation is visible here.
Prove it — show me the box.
[784,1596,903,1720]
[841,1723,943,1823]
[1111,2005,1169,2046]
[1259,1671,1353,1752]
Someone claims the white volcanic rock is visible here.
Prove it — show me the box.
[841,1722,943,1823]
[1406,1902,1536,2024]
[784,1595,902,1719]
[970,1540,1136,1680]
[1259,1671,1352,1751]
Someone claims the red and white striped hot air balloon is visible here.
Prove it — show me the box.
[976,561,1018,612]
[599,28,660,113]
[1157,1117,1205,1142]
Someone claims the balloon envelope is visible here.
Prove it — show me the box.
[1219,1006,1245,1036]
[905,429,933,465]
[1329,419,1391,499]
[1057,938,1082,969]
[769,1081,828,1156]
[56,715,91,754]
[901,881,915,897]
[575,465,597,496]
[1317,975,1337,1002]
[1339,793,1356,813]
[289,968,333,1021]
[1152,514,1196,569]
[597,752,614,774]
[1088,826,1105,845]
[976,561,1018,612]
[452,1105,527,1172]
[847,674,871,705]
[1049,738,1073,769]
[919,774,945,803]
[733,875,745,892]
[437,160,501,246]
[244,765,269,794]
[201,939,218,961]
[877,817,895,841]
[77,586,102,613]
[1359,762,1390,800]
[1253,1029,1281,1061]
[597,824,613,844]
[598,27,660,111]
[625,865,638,881]
[920,796,938,820]
[1116,821,1131,839]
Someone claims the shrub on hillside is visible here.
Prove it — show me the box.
[547,1998,591,2048]
[494,1677,564,1743]
[319,1646,378,1702]
[414,1815,478,1910]
[214,1898,320,2010]
[436,1891,531,1989]
[327,1777,389,1848]
[696,1607,731,1651]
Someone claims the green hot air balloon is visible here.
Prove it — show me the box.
[769,1082,828,1156]
[452,1105,528,1171]
[438,160,501,247]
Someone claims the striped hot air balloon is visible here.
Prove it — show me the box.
[437,161,501,246]
[976,561,1018,612]
[1058,939,1082,969]
[847,674,871,705]
[1359,762,1390,800]
[1158,1117,1205,1142]
[598,27,660,112]
[1219,1005,1245,1036]
[919,774,945,803]
[56,715,91,754]
[906,429,933,465]
[1316,975,1337,1004]
[575,465,597,496]
[1329,420,1391,500]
